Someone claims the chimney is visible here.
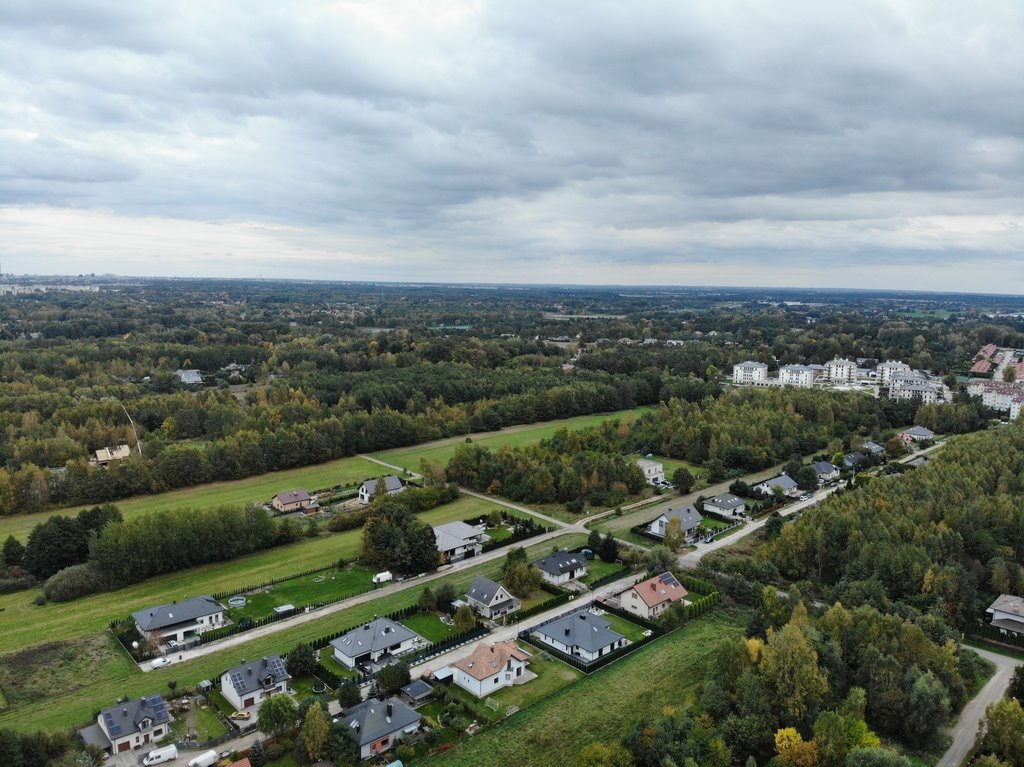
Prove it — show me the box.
[386,703,393,718]
[122,708,128,715]
[247,667,253,675]
[490,646,494,654]
[564,627,570,636]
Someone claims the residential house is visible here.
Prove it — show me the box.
[753,473,800,498]
[465,575,520,620]
[862,441,886,457]
[93,444,132,466]
[702,493,746,517]
[824,358,858,383]
[812,461,841,484]
[330,617,421,669]
[900,426,935,443]
[646,506,704,541]
[986,594,1024,637]
[732,361,768,385]
[620,572,689,621]
[132,595,227,645]
[174,369,202,385]
[80,694,172,755]
[531,610,628,662]
[843,452,869,470]
[535,550,588,585]
[357,476,406,505]
[636,458,665,484]
[271,490,318,513]
[778,364,817,388]
[342,697,421,760]
[452,641,531,698]
[434,521,487,562]
[220,655,291,711]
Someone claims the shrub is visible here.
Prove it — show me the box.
[33,594,46,606]
[43,562,110,602]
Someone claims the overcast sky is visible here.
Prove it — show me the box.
[2,1,1023,291]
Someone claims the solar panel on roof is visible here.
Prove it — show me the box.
[144,695,169,722]
[230,671,246,692]
[102,712,123,737]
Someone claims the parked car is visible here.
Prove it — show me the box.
[142,744,178,765]
[229,710,251,721]
[150,657,171,669]
[165,639,178,649]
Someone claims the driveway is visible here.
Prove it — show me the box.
[936,647,1022,767]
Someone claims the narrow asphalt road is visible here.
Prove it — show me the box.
[936,647,1022,767]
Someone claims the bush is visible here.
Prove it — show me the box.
[43,562,110,602]
[0,572,37,594]
[33,594,46,606]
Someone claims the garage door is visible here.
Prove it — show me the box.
[118,742,130,753]
[244,697,255,707]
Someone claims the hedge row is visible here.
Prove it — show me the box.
[403,624,491,666]
[970,622,1024,649]
[675,572,719,596]
[506,589,573,624]
[586,566,632,591]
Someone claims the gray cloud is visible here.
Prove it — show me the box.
[1,1,1023,290]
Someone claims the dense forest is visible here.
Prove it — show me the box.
[0,280,1019,516]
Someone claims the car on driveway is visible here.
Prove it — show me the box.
[150,657,171,670]
[229,711,251,721]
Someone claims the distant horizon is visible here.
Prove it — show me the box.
[6,271,1024,301]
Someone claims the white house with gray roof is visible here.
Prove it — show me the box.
[646,505,703,541]
[532,609,628,663]
[702,493,746,517]
[342,697,422,760]
[812,461,841,483]
[434,521,487,562]
[79,694,172,755]
[753,473,800,498]
[465,575,520,619]
[535,550,588,585]
[132,595,227,645]
[987,594,1024,637]
[220,654,291,711]
[357,475,406,505]
[330,617,422,669]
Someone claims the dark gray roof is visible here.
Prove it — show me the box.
[330,617,420,658]
[844,452,868,467]
[812,461,838,475]
[862,441,886,454]
[534,611,625,653]
[79,723,111,750]
[466,575,509,607]
[343,697,421,747]
[133,595,226,632]
[988,594,1024,619]
[535,550,586,576]
[360,476,404,494]
[275,490,311,504]
[175,369,202,385]
[99,694,170,739]
[223,655,291,696]
[400,679,434,701]
[704,493,745,510]
[661,505,703,531]
[758,474,798,491]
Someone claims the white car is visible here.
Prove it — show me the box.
[150,657,172,670]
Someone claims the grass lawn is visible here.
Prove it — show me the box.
[580,558,627,586]
[371,408,650,473]
[422,608,749,767]
[490,645,583,710]
[599,611,649,643]
[699,518,728,531]
[710,523,746,542]
[631,454,707,480]
[0,455,384,542]
[266,755,302,767]
[169,701,226,741]
[317,654,360,680]
[0,533,587,734]
[0,494,514,656]
[226,564,375,621]
[402,612,455,643]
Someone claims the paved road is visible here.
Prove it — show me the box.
[936,647,1022,767]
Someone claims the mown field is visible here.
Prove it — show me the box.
[422,608,748,767]
[371,408,650,472]
[0,454,385,541]
[0,495,514,655]
[0,533,586,733]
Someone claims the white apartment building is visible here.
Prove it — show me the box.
[876,361,912,385]
[889,380,941,405]
[732,361,768,385]
[824,358,858,383]
[779,364,817,388]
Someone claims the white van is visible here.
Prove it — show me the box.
[142,745,178,765]
[186,750,219,767]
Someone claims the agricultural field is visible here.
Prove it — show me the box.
[422,609,748,767]
[0,533,587,733]
[371,408,650,473]
[0,454,385,542]
[0,494,515,656]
